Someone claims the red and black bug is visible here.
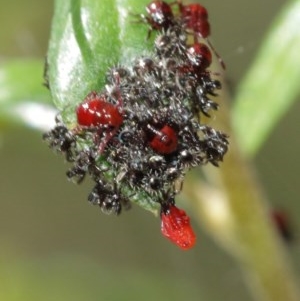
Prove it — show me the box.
[176,1,225,69]
[186,42,212,72]
[76,80,124,153]
[76,92,123,129]
[140,1,225,69]
[147,124,178,154]
[141,0,175,37]
[177,2,210,38]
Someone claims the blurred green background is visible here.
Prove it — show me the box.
[0,0,299,300]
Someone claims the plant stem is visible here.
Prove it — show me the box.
[70,0,94,66]
[183,83,300,301]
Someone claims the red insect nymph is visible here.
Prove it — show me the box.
[161,204,196,250]
[148,124,178,154]
[145,1,174,31]
[177,1,225,69]
[187,42,212,71]
[76,92,123,129]
[178,2,210,38]
[76,91,124,153]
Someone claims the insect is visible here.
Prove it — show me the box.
[177,2,210,38]
[76,92,123,128]
[88,180,131,215]
[186,42,212,72]
[142,1,208,37]
[42,115,76,162]
[141,1,225,69]
[141,0,175,37]
[76,86,123,153]
[161,204,196,250]
[272,210,293,243]
[146,124,178,154]
[177,1,225,69]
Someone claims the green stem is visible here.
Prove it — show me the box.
[70,0,94,66]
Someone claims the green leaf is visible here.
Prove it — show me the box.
[232,0,300,156]
[47,0,151,122]
[0,59,53,129]
[47,0,159,213]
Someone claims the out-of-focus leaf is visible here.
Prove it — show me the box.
[0,59,54,130]
[232,0,300,156]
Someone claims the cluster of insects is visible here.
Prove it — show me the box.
[43,0,228,250]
